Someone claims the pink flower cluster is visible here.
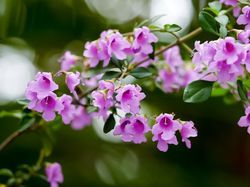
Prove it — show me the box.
[152,114,197,152]
[114,113,197,152]
[83,26,158,68]
[25,72,91,129]
[90,80,198,151]
[91,80,115,120]
[113,115,150,144]
[25,71,198,152]
[91,83,145,118]
[192,37,250,85]
[157,46,197,93]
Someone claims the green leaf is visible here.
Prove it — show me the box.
[183,80,214,103]
[7,178,16,186]
[103,114,115,133]
[203,7,219,16]
[211,87,228,97]
[39,127,54,157]
[0,110,23,119]
[102,71,121,80]
[199,10,220,36]
[148,64,158,76]
[215,15,229,25]
[0,169,13,177]
[17,99,30,106]
[110,56,123,69]
[19,116,35,132]
[163,24,182,32]
[148,25,162,31]
[129,67,152,79]
[87,106,98,113]
[223,93,237,105]
[136,15,165,27]
[237,80,248,101]
[126,56,134,63]
[209,1,222,12]
[219,25,227,38]
[239,0,250,5]
[103,114,116,134]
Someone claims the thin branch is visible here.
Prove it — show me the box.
[0,131,22,152]
[0,124,39,152]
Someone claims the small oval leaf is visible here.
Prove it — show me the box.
[183,80,214,103]
[199,10,220,36]
[0,169,13,177]
[237,80,248,101]
[130,67,152,79]
[103,114,116,134]
[102,71,121,80]
[163,24,182,32]
[110,56,123,69]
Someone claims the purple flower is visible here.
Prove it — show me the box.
[180,121,197,149]
[238,106,250,134]
[91,80,115,119]
[25,72,62,121]
[59,51,77,71]
[220,0,238,6]
[244,51,250,73]
[238,30,250,44]
[157,47,197,93]
[192,41,216,71]
[163,46,183,70]
[34,92,63,121]
[113,115,150,144]
[45,162,64,187]
[153,133,178,152]
[98,80,115,98]
[91,80,115,120]
[26,72,58,99]
[82,74,102,88]
[83,30,131,67]
[237,6,250,30]
[158,69,181,93]
[66,72,80,99]
[152,113,181,152]
[25,91,39,110]
[83,41,100,67]
[214,37,243,64]
[91,91,113,120]
[127,115,151,144]
[58,94,74,124]
[71,106,92,130]
[192,38,246,85]
[133,26,158,55]
[98,38,111,67]
[131,52,154,67]
[115,84,145,114]
[107,32,131,60]
[208,60,243,84]
[113,117,133,142]
[233,6,241,17]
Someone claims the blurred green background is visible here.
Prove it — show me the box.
[0,0,250,186]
